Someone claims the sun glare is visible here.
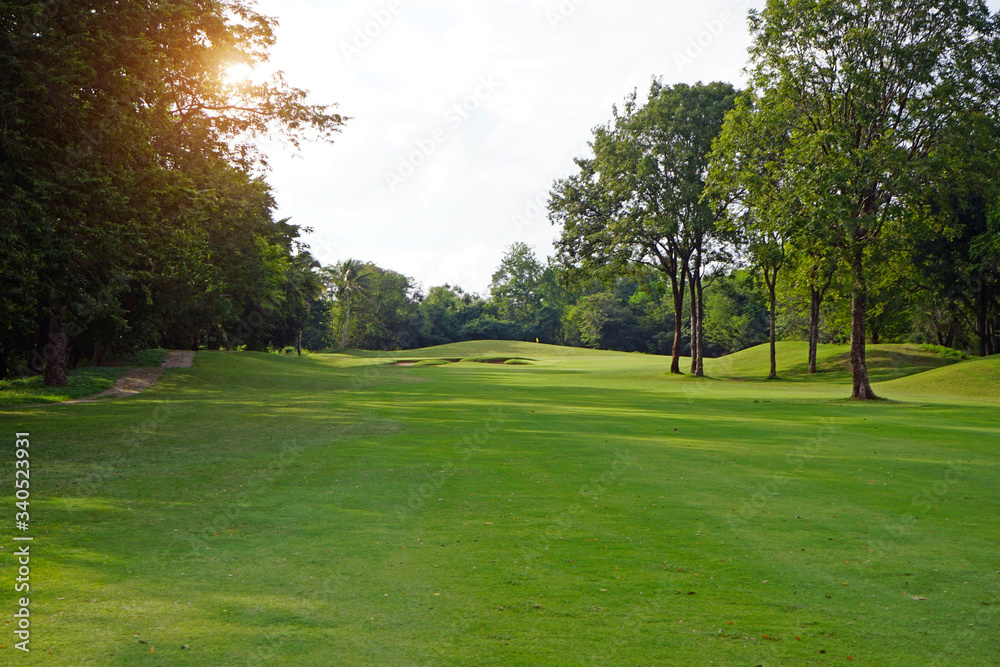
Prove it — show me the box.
[223,62,256,86]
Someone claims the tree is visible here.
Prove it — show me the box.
[564,293,621,349]
[702,270,770,356]
[354,268,423,351]
[301,296,336,352]
[914,113,1000,356]
[1,0,344,383]
[799,250,839,374]
[326,260,373,350]
[750,231,787,379]
[490,243,545,323]
[551,81,737,374]
[270,250,325,356]
[711,0,1000,398]
[707,91,794,379]
[419,285,471,345]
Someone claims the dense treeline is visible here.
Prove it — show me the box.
[1,0,341,381]
[299,236,992,361]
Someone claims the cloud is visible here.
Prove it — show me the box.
[254,0,768,292]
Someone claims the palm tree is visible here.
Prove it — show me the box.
[325,259,372,350]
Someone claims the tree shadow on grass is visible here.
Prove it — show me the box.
[714,348,959,384]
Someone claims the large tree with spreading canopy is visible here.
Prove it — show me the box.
[1,0,344,382]
[550,81,737,375]
[709,0,1000,398]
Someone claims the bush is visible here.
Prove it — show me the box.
[919,344,969,360]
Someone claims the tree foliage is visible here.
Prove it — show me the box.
[490,243,545,323]
[708,0,1000,398]
[0,0,344,380]
[551,80,737,373]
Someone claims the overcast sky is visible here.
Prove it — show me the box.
[248,0,769,294]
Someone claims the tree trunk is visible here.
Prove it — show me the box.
[92,343,110,368]
[849,258,878,399]
[938,317,957,349]
[688,247,705,377]
[68,347,82,370]
[983,315,996,356]
[978,312,987,357]
[339,293,352,350]
[44,314,68,386]
[689,268,699,375]
[670,284,684,375]
[695,268,705,378]
[977,283,994,357]
[296,331,303,357]
[767,273,777,380]
[868,301,883,345]
[808,286,821,374]
[669,267,687,375]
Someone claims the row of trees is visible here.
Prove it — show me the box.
[549,0,1000,398]
[305,248,767,356]
[304,235,990,363]
[1,0,343,382]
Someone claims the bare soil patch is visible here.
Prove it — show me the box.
[66,350,194,403]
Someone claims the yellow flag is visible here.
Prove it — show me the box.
[536,338,539,344]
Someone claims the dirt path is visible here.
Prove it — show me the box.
[66,350,194,404]
[161,350,195,369]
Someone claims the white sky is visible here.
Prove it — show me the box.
[251,0,973,296]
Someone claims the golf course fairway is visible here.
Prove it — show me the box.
[1,341,998,665]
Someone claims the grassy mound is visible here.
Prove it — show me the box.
[707,342,961,383]
[460,356,534,365]
[411,359,452,367]
[878,353,1000,402]
[340,340,624,360]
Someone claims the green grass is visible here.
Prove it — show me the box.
[461,356,535,364]
[879,354,1000,402]
[411,359,453,367]
[918,344,971,361]
[0,349,169,408]
[0,367,126,408]
[1,341,998,665]
[708,341,964,383]
[130,348,168,367]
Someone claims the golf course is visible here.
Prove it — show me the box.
[1,341,998,665]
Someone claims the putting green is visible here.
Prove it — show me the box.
[1,341,997,665]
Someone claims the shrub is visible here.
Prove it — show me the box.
[919,344,969,360]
